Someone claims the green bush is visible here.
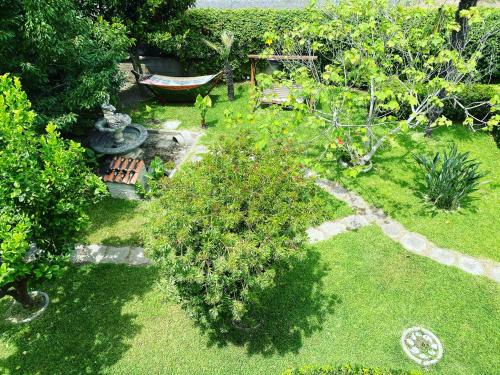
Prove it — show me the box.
[144,132,330,329]
[283,364,422,375]
[442,84,500,123]
[0,74,107,308]
[414,144,485,210]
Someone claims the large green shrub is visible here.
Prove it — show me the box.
[0,74,107,308]
[144,132,329,329]
[283,364,422,375]
[414,144,484,210]
[0,0,131,131]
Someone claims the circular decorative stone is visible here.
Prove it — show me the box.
[401,327,443,367]
[5,291,50,324]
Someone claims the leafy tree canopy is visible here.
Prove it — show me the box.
[0,0,132,131]
[0,74,107,307]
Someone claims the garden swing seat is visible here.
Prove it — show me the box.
[248,54,318,107]
[132,70,223,103]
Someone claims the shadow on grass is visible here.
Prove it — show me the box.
[84,197,146,246]
[205,249,340,357]
[0,265,157,375]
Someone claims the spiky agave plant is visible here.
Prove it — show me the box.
[204,30,235,101]
[414,144,485,210]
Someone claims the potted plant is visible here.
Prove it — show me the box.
[194,94,212,128]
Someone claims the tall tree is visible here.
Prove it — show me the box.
[0,74,106,310]
[0,0,131,131]
[452,0,479,50]
[75,0,196,74]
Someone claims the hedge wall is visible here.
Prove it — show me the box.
[282,364,422,375]
[156,7,499,82]
[158,8,308,79]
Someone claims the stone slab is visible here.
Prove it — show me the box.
[339,215,369,230]
[128,247,151,266]
[428,247,456,266]
[457,255,485,276]
[400,233,428,254]
[380,220,406,240]
[101,247,130,264]
[318,221,346,238]
[307,227,325,243]
[72,244,107,263]
[490,265,500,283]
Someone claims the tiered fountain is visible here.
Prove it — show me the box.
[89,104,148,155]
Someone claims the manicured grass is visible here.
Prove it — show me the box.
[326,126,500,261]
[1,226,498,374]
[83,197,149,246]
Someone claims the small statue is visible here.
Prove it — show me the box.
[96,104,132,144]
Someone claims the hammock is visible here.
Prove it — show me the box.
[132,70,222,102]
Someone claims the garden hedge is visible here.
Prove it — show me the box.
[282,364,422,375]
[156,7,499,82]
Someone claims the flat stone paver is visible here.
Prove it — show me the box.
[399,233,428,254]
[318,221,346,238]
[307,227,326,243]
[339,215,370,230]
[428,247,456,266]
[128,247,151,265]
[457,256,485,276]
[490,266,500,283]
[72,244,107,263]
[102,247,131,264]
[380,220,406,240]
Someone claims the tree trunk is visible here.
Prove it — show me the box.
[0,278,34,309]
[224,64,234,101]
[451,0,478,50]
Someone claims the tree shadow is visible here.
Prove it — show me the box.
[204,249,340,357]
[0,264,157,375]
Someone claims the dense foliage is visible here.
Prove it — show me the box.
[76,0,195,72]
[0,0,131,131]
[0,75,107,307]
[283,364,422,375]
[414,145,484,210]
[144,133,327,329]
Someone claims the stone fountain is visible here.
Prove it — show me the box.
[89,104,148,155]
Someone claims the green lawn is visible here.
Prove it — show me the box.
[83,197,149,246]
[128,83,499,262]
[325,126,500,262]
[1,226,498,375]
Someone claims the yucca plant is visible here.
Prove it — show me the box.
[204,30,235,101]
[414,145,485,210]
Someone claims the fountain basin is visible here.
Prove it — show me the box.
[89,124,148,155]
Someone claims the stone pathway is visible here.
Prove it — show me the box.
[310,176,500,283]
[71,170,500,283]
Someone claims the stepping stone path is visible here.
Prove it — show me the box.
[70,167,500,283]
[309,174,500,283]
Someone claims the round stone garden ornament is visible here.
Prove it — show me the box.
[401,327,443,367]
[5,291,49,325]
